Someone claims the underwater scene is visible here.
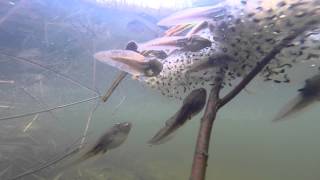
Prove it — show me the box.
[1,0,320,179]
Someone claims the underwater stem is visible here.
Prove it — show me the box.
[190,25,311,180]
[190,80,221,180]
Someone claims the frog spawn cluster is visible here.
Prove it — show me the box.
[142,0,320,99]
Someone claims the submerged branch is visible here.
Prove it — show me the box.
[190,25,312,180]
[190,79,221,180]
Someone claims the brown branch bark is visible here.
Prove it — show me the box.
[190,24,313,180]
[190,80,221,180]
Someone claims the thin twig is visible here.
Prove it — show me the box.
[0,96,99,121]
[79,40,100,149]
[79,102,99,148]
[101,71,127,102]
[111,96,126,116]
[23,113,39,132]
[19,86,60,121]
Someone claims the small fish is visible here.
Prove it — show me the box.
[94,50,163,77]
[149,88,207,145]
[273,73,320,121]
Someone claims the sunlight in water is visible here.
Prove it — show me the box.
[95,0,193,9]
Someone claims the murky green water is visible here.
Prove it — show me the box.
[0,0,320,180]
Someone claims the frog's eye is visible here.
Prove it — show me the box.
[143,59,163,77]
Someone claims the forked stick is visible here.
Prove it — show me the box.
[190,22,315,180]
